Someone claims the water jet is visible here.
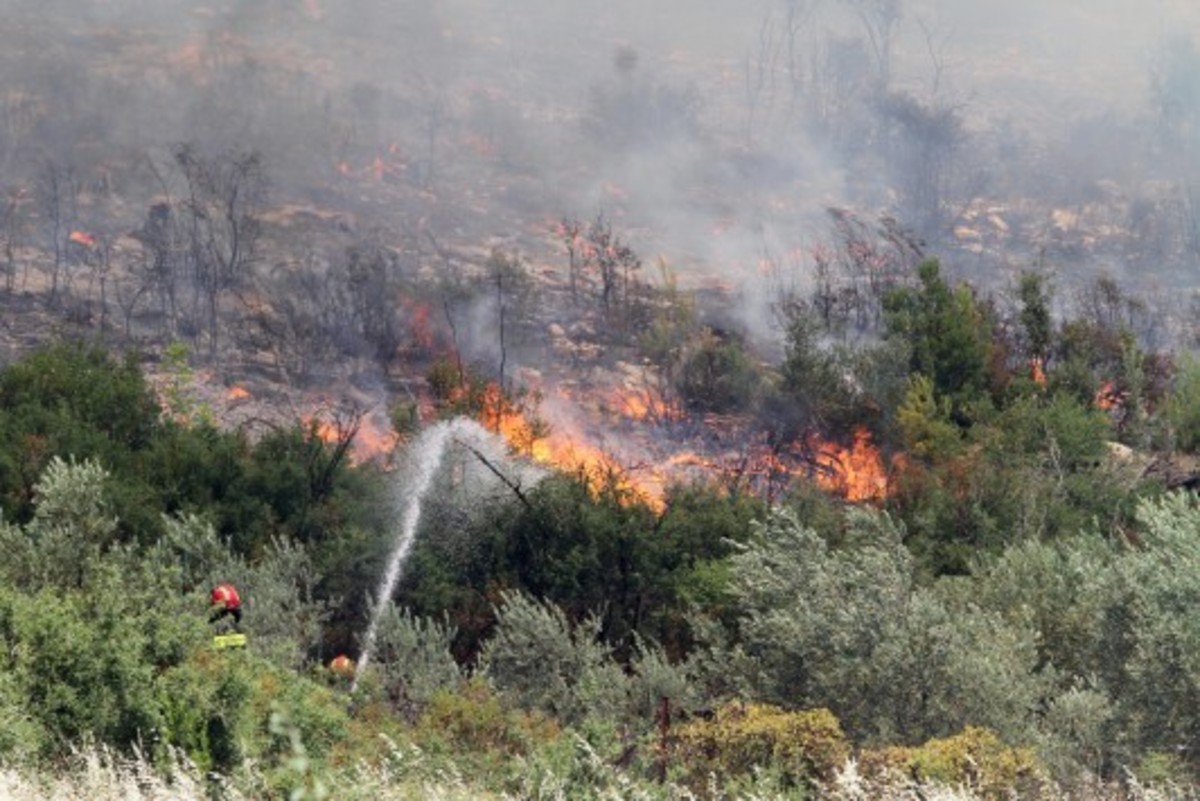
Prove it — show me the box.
[353,417,542,688]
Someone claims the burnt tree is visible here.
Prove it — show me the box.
[33,158,78,307]
[174,144,266,358]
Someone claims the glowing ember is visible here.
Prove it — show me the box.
[226,385,251,400]
[711,218,735,236]
[335,147,407,182]
[462,133,498,159]
[1030,358,1047,386]
[1095,380,1123,411]
[602,181,628,201]
[68,230,96,248]
[368,157,387,182]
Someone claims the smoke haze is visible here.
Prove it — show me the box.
[3,0,1200,355]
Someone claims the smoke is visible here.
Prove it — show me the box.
[4,0,1200,363]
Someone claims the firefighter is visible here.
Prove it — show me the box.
[209,583,243,630]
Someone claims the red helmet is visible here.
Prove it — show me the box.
[210,583,241,610]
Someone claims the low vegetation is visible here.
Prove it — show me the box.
[1,252,1200,799]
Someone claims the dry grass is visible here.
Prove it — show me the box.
[0,743,498,801]
[0,746,220,801]
[4,745,1199,801]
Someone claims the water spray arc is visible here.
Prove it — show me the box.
[353,419,459,688]
[352,417,542,690]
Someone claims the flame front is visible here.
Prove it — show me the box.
[478,383,664,511]
[808,427,890,502]
[307,413,397,465]
[476,377,892,511]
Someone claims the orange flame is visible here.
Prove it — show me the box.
[478,383,664,511]
[808,427,890,502]
[306,413,398,465]
[310,418,340,445]
[475,379,890,510]
[617,387,683,424]
[226,385,251,401]
[612,389,652,421]
[401,298,434,350]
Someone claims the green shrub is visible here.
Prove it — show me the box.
[674,701,849,791]
[2,588,162,756]
[356,603,461,713]
[158,648,349,778]
[1135,750,1192,786]
[415,680,559,759]
[155,649,255,772]
[479,591,627,726]
[676,328,763,414]
[1165,355,1200,453]
[0,670,47,762]
[861,726,1044,799]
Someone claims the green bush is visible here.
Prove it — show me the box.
[479,591,626,726]
[155,649,255,772]
[1165,354,1200,453]
[676,328,763,414]
[414,679,559,760]
[356,602,461,712]
[2,588,162,755]
[861,726,1044,799]
[157,648,349,778]
[720,507,914,727]
[0,670,47,762]
[715,508,1051,746]
[674,702,849,790]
